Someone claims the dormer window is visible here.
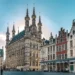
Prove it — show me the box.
[73,30,75,34]
[70,35,72,39]
[51,39,53,43]
[68,33,69,37]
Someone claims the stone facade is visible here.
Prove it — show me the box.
[6,7,42,71]
[40,20,75,73]
[41,33,56,71]
[67,20,75,72]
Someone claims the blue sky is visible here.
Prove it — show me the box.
[0,0,75,32]
[0,0,75,49]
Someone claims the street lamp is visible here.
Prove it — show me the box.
[0,46,3,75]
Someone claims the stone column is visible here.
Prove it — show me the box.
[63,62,64,71]
[52,63,53,71]
[59,63,61,71]
[68,61,70,72]
[55,63,57,72]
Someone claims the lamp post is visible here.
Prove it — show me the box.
[1,46,3,75]
[0,47,3,75]
[0,53,3,75]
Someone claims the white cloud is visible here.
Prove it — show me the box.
[41,15,57,39]
[0,33,6,48]
[0,33,6,60]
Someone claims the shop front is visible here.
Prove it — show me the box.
[40,58,75,72]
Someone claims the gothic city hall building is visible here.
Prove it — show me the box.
[6,7,42,71]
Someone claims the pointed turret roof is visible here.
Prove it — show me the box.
[12,23,15,32]
[32,7,36,18]
[6,26,9,34]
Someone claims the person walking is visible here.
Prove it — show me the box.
[1,67,3,75]
[0,47,4,75]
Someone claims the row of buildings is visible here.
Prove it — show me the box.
[41,20,75,72]
[4,7,75,72]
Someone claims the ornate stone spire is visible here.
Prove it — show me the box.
[31,5,37,37]
[32,6,36,25]
[39,15,40,21]
[38,15,42,33]
[6,26,10,46]
[26,5,28,17]
[50,32,53,39]
[25,5,30,37]
[33,7,35,16]
[7,26,9,34]
[38,15,42,25]
[12,23,15,37]
[25,4,30,19]
[37,15,42,39]
[72,19,75,26]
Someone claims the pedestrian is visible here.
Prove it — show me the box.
[1,68,3,75]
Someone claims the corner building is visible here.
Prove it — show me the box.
[40,20,75,73]
[6,7,42,71]
[67,20,75,72]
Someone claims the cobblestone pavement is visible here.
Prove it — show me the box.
[2,71,75,75]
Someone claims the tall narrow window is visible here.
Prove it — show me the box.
[36,62,38,66]
[53,45,55,52]
[50,55,52,60]
[51,55,52,60]
[48,55,49,60]
[70,40,73,48]
[57,46,58,52]
[65,44,67,50]
[48,47,49,54]
[62,44,64,51]
[62,54,64,59]
[50,46,52,53]
[53,54,55,59]
[59,46,61,51]
[70,50,73,57]
[65,54,67,59]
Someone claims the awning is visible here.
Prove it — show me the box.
[40,57,75,63]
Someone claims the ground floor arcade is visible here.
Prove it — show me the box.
[41,58,75,72]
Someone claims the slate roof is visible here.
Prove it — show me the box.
[9,30,25,45]
[45,40,49,45]
[50,38,55,43]
[0,49,3,57]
